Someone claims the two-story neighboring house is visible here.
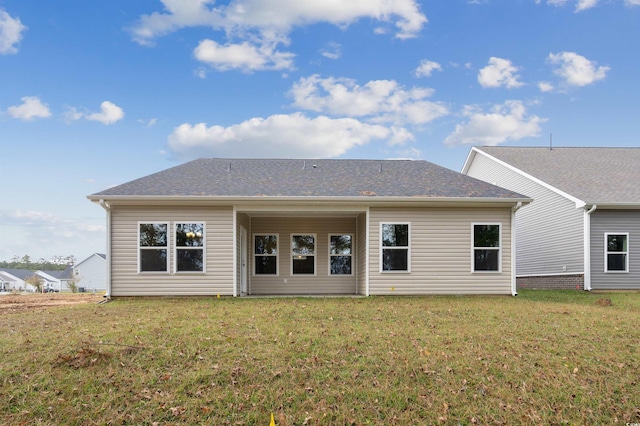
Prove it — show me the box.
[74,253,107,292]
[462,147,640,290]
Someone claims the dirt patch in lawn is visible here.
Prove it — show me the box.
[0,293,103,314]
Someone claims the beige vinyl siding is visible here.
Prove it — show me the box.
[466,152,584,276]
[368,207,512,295]
[356,212,368,295]
[250,217,357,295]
[590,210,640,289]
[110,206,234,296]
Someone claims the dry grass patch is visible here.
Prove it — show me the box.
[0,291,639,425]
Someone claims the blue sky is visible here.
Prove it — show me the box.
[0,0,638,263]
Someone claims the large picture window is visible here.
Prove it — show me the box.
[175,223,204,272]
[473,224,501,272]
[605,233,629,273]
[292,234,316,275]
[330,234,353,275]
[381,223,410,272]
[139,223,169,272]
[255,234,278,275]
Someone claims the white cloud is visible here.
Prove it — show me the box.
[444,100,545,146]
[86,101,125,125]
[131,0,426,71]
[477,57,524,89]
[0,209,105,261]
[193,39,294,72]
[289,75,448,125]
[320,41,341,60]
[625,0,640,6]
[132,0,427,43]
[575,0,598,11]
[7,96,51,121]
[538,81,555,92]
[0,8,27,54]
[138,118,157,128]
[415,60,442,78]
[167,113,409,159]
[548,51,609,87]
[540,0,600,11]
[63,106,84,123]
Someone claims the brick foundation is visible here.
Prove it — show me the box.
[517,274,584,290]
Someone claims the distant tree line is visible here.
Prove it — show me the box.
[0,254,76,271]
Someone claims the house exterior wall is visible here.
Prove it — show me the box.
[367,207,513,295]
[110,205,235,296]
[74,255,107,292]
[249,216,357,295]
[356,212,368,295]
[465,152,584,277]
[590,209,640,289]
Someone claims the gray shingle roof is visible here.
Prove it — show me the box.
[90,158,527,200]
[0,269,35,280]
[475,147,640,205]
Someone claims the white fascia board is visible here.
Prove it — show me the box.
[35,270,58,282]
[589,202,640,209]
[0,271,20,281]
[460,147,479,174]
[469,148,586,209]
[74,253,102,268]
[88,195,531,207]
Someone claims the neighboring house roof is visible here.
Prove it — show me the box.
[0,268,72,281]
[463,147,640,207]
[0,268,35,281]
[88,158,529,203]
[43,265,74,280]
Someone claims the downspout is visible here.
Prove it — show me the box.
[511,202,523,296]
[365,207,370,297]
[583,204,597,291]
[99,199,112,299]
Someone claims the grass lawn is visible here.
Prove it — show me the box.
[1,290,639,425]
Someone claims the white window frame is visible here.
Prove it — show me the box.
[291,234,317,276]
[138,222,170,273]
[174,222,206,274]
[328,233,354,276]
[380,223,411,273]
[604,232,629,273]
[471,223,502,273]
[253,233,279,276]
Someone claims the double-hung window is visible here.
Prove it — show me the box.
[292,234,316,275]
[175,223,205,272]
[381,223,410,272]
[139,223,169,272]
[255,234,278,275]
[330,234,353,275]
[605,233,629,273]
[473,223,501,272]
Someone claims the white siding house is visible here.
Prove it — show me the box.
[88,158,531,297]
[74,253,107,292]
[463,147,640,290]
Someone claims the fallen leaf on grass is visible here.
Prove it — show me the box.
[170,406,185,416]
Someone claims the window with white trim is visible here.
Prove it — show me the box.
[292,234,316,275]
[381,223,410,272]
[473,223,501,272]
[254,234,278,275]
[605,233,628,273]
[329,234,353,275]
[175,223,205,272]
[139,223,169,272]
